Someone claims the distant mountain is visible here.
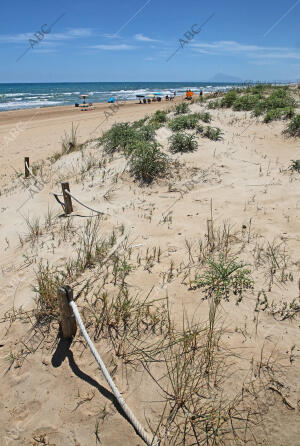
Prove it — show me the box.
[210,73,243,83]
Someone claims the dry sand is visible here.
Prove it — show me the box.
[0,96,300,445]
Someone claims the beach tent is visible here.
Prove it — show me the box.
[108,97,115,103]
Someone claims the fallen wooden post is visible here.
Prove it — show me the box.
[57,285,77,339]
[25,157,30,178]
[61,182,73,214]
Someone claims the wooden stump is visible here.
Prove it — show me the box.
[57,286,77,339]
[61,182,73,214]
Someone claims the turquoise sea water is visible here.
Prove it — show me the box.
[0,81,243,111]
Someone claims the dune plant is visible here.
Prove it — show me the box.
[174,102,190,115]
[207,99,221,109]
[100,122,157,155]
[289,160,300,172]
[198,112,212,123]
[191,255,253,304]
[130,116,149,128]
[168,113,200,131]
[129,141,168,183]
[283,114,300,137]
[169,132,198,153]
[150,110,168,124]
[220,90,238,108]
[61,123,80,154]
[197,125,223,141]
[100,123,137,153]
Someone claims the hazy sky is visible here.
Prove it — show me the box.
[1,0,300,82]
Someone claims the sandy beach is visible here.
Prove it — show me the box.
[0,90,300,445]
[0,98,183,186]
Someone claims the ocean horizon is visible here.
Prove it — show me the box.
[0,81,250,112]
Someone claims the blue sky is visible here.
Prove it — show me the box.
[1,0,300,82]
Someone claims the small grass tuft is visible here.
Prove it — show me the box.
[61,123,80,154]
[197,125,223,141]
[191,255,253,304]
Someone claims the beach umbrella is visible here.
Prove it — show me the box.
[136,95,145,98]
[80,94,88,104]
[154,92,163,96]
[146,94,155,98]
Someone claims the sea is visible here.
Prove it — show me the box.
[0,82,244,112]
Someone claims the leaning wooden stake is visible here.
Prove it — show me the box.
[25,157,30,178]
[57,285,77,338]
[61,182,73,214]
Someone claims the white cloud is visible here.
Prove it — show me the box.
[134,33,159,42]
[190,40,300,60]
[0,28,94,43]
[102,33,122,39]
[89,44,134,50]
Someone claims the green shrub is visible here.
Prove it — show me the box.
[283,115,300,137]
[197,125,223,141]
[289,160,300,172]
[207,100,221,109]
[168,132,198,153]
[168,113,200,131]
[266,89,296,110]
[136,124,156,141]
[263,109,283,123]
[221,90,238,108]
[174,102,190,115]
[251,101,267,117]
[129,141,168,183]
[148,110,168,129]
[100,122,157,155]
[100,123,137,153]
[130,117,149,128]
[282,107,295,119]
[198,112,212,123]
[263,107,295,123]
[232,94,259,111]
[152,110,168,122]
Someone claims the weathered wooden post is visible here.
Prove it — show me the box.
[25,157,30,178]
[61,182,73,214]
[57,285,77,338]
